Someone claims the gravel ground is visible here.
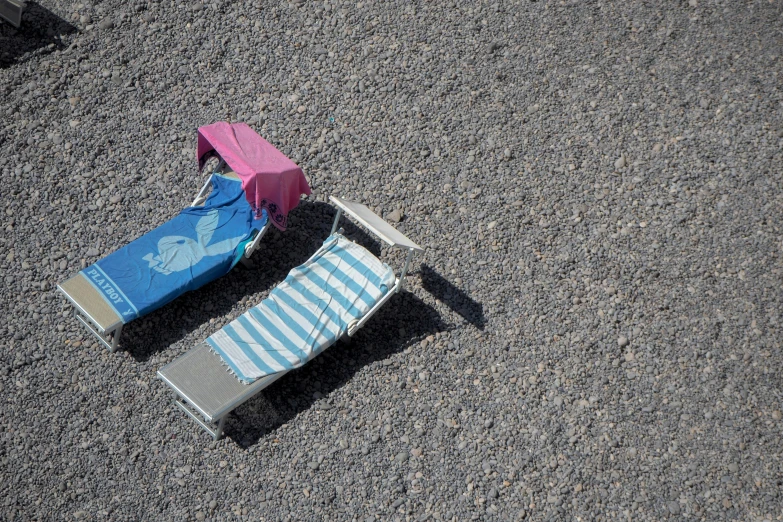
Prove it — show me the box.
[2,0,783,520]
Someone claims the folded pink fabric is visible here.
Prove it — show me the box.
[197,122,311,230]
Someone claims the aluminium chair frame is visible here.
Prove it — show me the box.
[0,0,25,28]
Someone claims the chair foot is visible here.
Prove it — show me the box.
[74,312,122,352]
[174,399,226,440]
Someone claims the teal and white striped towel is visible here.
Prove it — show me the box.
[207,234,396,384]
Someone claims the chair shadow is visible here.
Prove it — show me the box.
[1,2,78,68]
[224,291,447,448]
[123,252,286,362]
[123,200,384,361]
[419,264,486,330]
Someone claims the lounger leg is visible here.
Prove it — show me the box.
[110,324,122,352]
[74,310,123,352]
[174,398,227,440]
[214,416,226,441]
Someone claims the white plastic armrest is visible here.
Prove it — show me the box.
[243,222,270,258]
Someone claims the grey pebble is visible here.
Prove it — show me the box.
[387,209,402,223]
[394,451,409,463]
[1,1,780,521]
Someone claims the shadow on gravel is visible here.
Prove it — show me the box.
[420,264,486,330]
[123,200,385,361]
[0,1,77,69]
[122,259,284,362]
[227,290,446,448]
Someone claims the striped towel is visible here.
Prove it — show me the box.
[207,234,396,384]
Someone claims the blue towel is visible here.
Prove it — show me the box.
[206,234,396,384]
[79,175,267,322]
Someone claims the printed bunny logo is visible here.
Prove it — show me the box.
[142,209,245,275]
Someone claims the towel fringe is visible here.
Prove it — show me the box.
[207,344,253,385]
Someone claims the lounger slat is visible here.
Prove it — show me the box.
[58,274,123,333]
[157,343,284,422]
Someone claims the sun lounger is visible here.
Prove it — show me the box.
[57,122,311,351]
[158,196,424,440]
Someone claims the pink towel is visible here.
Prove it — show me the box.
[197,122,311,231]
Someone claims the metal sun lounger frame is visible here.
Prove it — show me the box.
[56,163,271,352]
[0,0,24,28]
[157,196,424,440]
